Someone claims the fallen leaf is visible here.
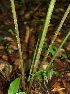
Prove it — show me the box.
[67,42,70,51]
[54,58,63,69]
[66,73,70,77]
[3,37,13,41]
[0,46,5,50]
[14,59,21,69]
[0,60,12,81]
[59,8,64,12]
[42,64,48,69]
[52,82,65,94]
[62,80,67,88]
[2,55,8,60]
[0,89,3,94]
[11,45,18,50]
[24,25,31,44]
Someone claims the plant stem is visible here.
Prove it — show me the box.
[40,4,70,68]
[33,0,56,77]
[10,0,25,90]
[47,30,70,70]
[28,33,41,81]
[28,32,42,87]
[28,0,56,93]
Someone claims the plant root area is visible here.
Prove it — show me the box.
[0,0,70,94]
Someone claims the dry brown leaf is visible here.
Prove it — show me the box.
[0,46,5,50]
[54,58,63,69]
[2,55,8,60]
[3,37,13,41]
[10,41,17,46]
[30,90,39,94]
[22,51,27,60]
[0,62,5,71]
[4,19,12,25]
[59,8,64,12]
[49,24,54,27]
[0,89,3,94]
[42,62,48,69]
[0,60,12,80]
[56,38,62,43]
[52,82,65,94]
[62,80,67,88]
[57,48,65,57]
[42,64,48,69]
[11,45,18,50]
[14,59,21,69]
[29,35,35,46]
[24,25,31,44]
[67,42,70,51]
[66,73,70,77]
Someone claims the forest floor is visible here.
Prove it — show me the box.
[0,0,70,94]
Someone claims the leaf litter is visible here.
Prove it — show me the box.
[0,0,70,94]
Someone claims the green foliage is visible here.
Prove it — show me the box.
[18,0,25,4]
[50,45,58,56]
[8,78,20,94]
[60,54,68,59]
[8,78,26,94]
[8,29,13,33]
[42,42,48,51]
[35,69,60,83]
[43,42,58,56]
[35,19,43,25]
[6,45,12,51]
[43,42,68,60]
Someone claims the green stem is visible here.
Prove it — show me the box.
[28,31,43,81]
[33,0,56,77]
[28,0,56,93]
[47,30,70,70]
[10,0,25,90]
[40,4,70,68]
[28,36,40,81]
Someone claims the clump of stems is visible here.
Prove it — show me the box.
[28,3,70,93]
[10,0,70,93]
[10,0,25,90]
[40,4,70,68]
[28,0,56,92]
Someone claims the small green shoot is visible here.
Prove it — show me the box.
[42,42,48,51]
[35,19,42,25]
[42,42,59,56]
[19,0,25,4]
[8,29,13,33]
[35,69,60,83]
[60,54,68,59]
[50,45,58,56]
[6,45,12,51]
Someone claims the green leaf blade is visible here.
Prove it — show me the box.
[8,78,20,94]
